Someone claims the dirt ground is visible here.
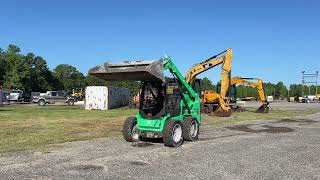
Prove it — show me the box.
[1,101,320,179]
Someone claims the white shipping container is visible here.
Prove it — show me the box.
[85,86,130,110]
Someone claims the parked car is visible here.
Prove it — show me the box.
[8,90,31,102]
[0,91,3,106]
[0,91,10,105]
[32,91,75,106]
[9,90,23,102]
[31,92,40,102]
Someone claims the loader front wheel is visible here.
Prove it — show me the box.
[123,117,139,142]
[163,119,183,147]
[183,117,199,141]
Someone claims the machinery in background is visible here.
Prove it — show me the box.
[129,93,140,108]
[71,88,85,101]
[240,96,256,101]
[89,58,201,147]
[200,76,270,114]
[185,48,232,117]
[229,77,269,113]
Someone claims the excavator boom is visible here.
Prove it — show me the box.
[185,48,233,117]
[230,77,269,113]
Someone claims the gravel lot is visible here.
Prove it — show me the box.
[1,102,320,179]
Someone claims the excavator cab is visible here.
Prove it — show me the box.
[217,82,237,103]
[192,79,201,95]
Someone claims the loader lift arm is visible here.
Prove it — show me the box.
[185,48,233,116]
[230,77,270,113]
[164,58,200,116]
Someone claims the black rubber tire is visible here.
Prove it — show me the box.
[163,119,183,147]
[68,100,75,106]
[122,117,139,142]
[182,117,199,141]
[38,100,45,106]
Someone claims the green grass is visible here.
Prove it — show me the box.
[202,107,319,126]
[0,105,318,153]
[0,105,137,153]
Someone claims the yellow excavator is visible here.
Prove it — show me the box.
[71,88,84,101]
[185,48,232,117]
[230,77,269,113]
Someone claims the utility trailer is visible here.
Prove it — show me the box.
[89,58,201,147]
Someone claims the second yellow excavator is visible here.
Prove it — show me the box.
[230,77,269,113]
[185,48,232,117]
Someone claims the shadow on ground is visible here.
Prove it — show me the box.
[273,118,318,124]
[226,125,294,134]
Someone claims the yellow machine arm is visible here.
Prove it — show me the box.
[230,77,269,113]
[185,48,233,116]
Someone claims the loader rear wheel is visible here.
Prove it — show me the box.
[183,117,199,141]
[163,119,183,147]
[123,117,139,142]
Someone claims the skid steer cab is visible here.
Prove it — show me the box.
[89,58,201,147]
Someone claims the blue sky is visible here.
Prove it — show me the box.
[1,0,319,86]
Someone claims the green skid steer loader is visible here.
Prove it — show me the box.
[89,57,201,147]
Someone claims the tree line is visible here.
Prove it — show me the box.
[0,44,139,95]
[0,44,318,98]
[201,78,319,99]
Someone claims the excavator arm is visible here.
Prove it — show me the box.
[185,48,232,117]
[230,77,269,113]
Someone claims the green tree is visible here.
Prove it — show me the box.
[289,84,302,97]
[53,64,85,93]
[0,48,6,86]
[27,54,59,92]
[275,81,288,98]
[2,45,31,90]
[7,44,20,53]
[200,77,215,91]
[84,75,107,86]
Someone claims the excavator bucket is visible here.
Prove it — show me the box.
[256,104,270,113]
[89,59,165,82]
[212,105,232,117]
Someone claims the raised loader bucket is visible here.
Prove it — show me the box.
[89,59,165,82]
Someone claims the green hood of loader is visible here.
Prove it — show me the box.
[89,59,165,82]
